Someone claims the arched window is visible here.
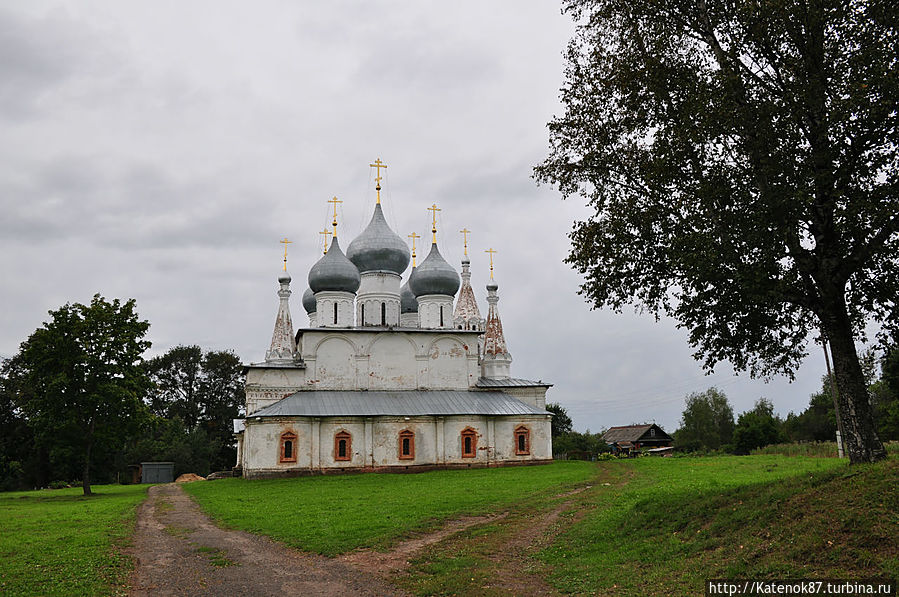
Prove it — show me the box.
[361,303,365,325]
[515,426,530,456]
[333,302,338,325]
[280,431,298,463]
[399,429,415,460]
[439,305,444,327]
[381,302,386,326]
[334,430,351,461]
[461,427,477,458]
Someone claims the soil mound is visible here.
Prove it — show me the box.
[174,473,205,483]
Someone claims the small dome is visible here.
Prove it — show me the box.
[278,270,291,284]
[308,237,361,293]
[302,287,316,313]
[410,243,460,297]
[347,204,411,275]
[400,268,419,313]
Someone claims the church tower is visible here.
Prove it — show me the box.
[347,159,410,327]
[308,199,360,327]
[265,243,298,363]
[410,204,460,329]
[481,249,512,379]
[453,228,484,331]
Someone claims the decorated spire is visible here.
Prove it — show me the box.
[328,196,342,238]
[428,203,441,244]
[408,231,421,267]
[370,158,387,204]
[453,229,482,330]
[481,253,511,379]
[266,247,297,363]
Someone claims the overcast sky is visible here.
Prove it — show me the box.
[0,1,833,432]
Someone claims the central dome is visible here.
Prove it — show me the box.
[308,237,361,293]
[410,243,460,297]
[347,204,410,275]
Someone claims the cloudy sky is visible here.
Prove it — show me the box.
[0,1,830,432]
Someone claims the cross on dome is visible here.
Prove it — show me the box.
[370,158,387,204]
[328,196,342,239]
[280,237,292,271]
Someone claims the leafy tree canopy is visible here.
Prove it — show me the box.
[675,387,735,451]
[546,402,574,438]
[537,0,897,463]
[13,295,151,495]
[733,398,787,454]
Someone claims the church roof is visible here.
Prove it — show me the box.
[250,390,548,418]
[475,377,553,388]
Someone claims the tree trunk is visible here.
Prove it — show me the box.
[821,297,886,464]
[82,418,94,496]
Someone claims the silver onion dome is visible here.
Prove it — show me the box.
[308,237,361,293]
[346,204,411,275]
[400,267,419,313]
[302,287,316,313]
[278,270,291,284]
[409,243,460,297]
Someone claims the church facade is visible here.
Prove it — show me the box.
[235,165,553,478]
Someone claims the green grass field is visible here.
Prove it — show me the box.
[0,484,148,597]
[183,461,597,556]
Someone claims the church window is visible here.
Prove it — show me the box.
[461,427,477,458]
[399,429,415,460]
[280,431,298,463]
[381,302,386,326]
[334,430,351,461]
[333,303,338,325]
[439,306,444,327]
[361,304,365,324]
[515,426,530,456]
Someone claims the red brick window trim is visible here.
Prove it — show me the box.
[515,426,530,456]
[461,427,477,458]
[399,429,415,460]
[280,431,298,463]
[335,430,351,461]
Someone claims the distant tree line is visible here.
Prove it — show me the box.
[0,296,244,493]
[675,342,899,454]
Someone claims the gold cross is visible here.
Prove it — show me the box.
[428,204,441,244]
[408,232,421,267]
[484,248,497,280]
[370,158,387,204]
[459,228,471,257]
[280,237,292,271]
[327,196,342,237]
[319,228,332,254]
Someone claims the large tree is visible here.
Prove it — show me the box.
[536,0,897,463]
[14,295,151,494]
[144,346,244,472]
[675,387,735,451]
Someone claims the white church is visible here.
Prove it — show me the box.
[235,162,553,478]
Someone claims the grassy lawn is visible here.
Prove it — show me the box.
[539,455,898,596]
[0,484,149,597]
[183,461,596,556]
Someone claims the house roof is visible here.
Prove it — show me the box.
[602,424,671,444]
[249,390,550,418]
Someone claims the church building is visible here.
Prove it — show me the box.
[234,161,553,478]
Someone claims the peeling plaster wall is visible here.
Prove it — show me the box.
[501,386,548,410]
[245,367,307,414]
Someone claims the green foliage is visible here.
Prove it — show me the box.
[142,346,244,473]
[872,341,899,440]
[0,484,148,596]
[784,376,839,443]
[675,387,735,452]
[537,0,896,463]
[183,461,595,556]
[552,429,609,457]
[733,399,787,455]
[545,402,573,438]
[12,295,151,495]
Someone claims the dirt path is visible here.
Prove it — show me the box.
[128,484,406,596]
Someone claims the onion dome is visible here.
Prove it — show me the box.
[308,237,360,293]
[278,270,291,284]
[347,204,411,275]
[302,287,316,313]
[400,268,419,313]
[410,244,460,297]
